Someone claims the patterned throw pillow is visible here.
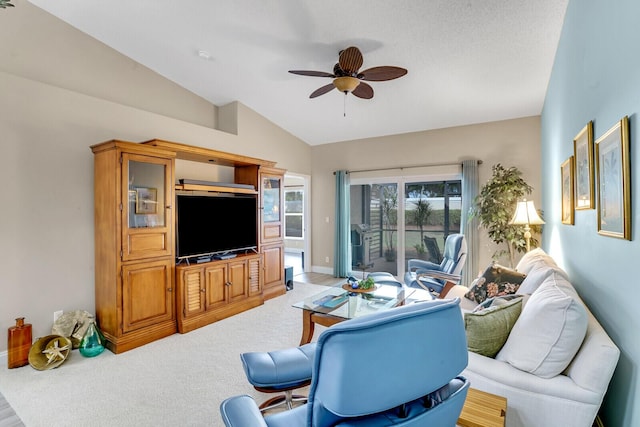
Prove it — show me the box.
[465,263,527,304]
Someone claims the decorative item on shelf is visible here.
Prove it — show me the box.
[79,320,105,358]
[509,199,545,252]
[28,335,72,371]
[7,317,32,369]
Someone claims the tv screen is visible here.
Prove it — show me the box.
[176,193,258,259]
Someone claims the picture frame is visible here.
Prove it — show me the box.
[561,156,575,225]
[595,116,631,240]
[135,187,158,214]
[573,121,594,209]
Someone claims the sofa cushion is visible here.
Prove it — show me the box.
[465,297,523,358]
[482,262,527,284]
[515,248,558,275]
[516,264,555,295]
[464,262,526,304]
[496,272,588,378]
[473,294,523,312]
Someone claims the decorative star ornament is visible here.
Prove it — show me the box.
[43,339,71,365]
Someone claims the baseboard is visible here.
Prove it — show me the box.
[311,265,333,275]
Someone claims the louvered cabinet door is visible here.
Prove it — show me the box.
[248,256,262,297]
[178,268,205,318]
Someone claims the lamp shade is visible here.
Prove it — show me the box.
[509,200,545,225]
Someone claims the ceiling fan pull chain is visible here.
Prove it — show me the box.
[344,92,347,117]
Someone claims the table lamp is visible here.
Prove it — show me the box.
[509,199,545,252]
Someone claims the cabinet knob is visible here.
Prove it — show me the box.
[167,288,173,292]
[200,288,205,293]
[166,205,172,209]
[226,281,232,286]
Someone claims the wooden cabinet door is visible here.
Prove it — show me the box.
[248,256,262,297]
[122,259,174,333]
[227,260,248,303]
[179,267,205,318]
[263,244,284,288]
[121,153,173,262]
[205,264,228,310]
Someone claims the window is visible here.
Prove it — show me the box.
[350,176,461,277]
[285,189,304,239]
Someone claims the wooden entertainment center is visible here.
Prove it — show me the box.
[91,139,286,353]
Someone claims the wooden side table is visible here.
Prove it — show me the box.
[458,388,507,427]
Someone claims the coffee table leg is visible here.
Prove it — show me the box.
[300,309,315,345]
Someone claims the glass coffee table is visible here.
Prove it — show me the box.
[292,282,433,345]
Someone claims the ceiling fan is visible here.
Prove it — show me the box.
[289,46,407,99]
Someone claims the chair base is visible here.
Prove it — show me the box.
[256,389,308,412]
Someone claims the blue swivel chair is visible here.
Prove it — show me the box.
[404,234,467,295]
[220,298,470,427]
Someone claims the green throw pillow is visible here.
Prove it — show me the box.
[464,297,523,358]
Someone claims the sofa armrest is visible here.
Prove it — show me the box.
[220,395,268,427]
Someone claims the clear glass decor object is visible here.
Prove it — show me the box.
[79,321,105,357]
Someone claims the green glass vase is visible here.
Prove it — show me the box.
[79,321,105,357]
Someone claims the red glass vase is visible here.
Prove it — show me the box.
[8,317,32,368]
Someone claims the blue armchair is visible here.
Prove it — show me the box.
[220,298,469,426]
[404,234,467,295]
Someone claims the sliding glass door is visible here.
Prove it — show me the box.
[403,181,462,268]
[350,175,461,279]
[350,182,398,277]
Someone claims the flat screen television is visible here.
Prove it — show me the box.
[176,192,258,260]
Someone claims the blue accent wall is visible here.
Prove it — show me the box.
[541,0,640,425]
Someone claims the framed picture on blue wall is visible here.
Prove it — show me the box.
[573,121,594,210]
[561,156,575,225]
[595,116,631,240]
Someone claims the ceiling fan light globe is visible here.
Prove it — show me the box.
[333,76,360,93]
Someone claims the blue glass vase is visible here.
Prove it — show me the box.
[79,321,105,357]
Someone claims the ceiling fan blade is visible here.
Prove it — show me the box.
[310,83,336,98]
[339,46,363,75]
[352,82,374,99]
[359,66,408,81]
[289,70,335,78]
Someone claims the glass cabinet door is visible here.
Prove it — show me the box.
[121,153,173,261]
[260,172,283,243]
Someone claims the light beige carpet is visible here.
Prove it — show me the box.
[0,282,327,427]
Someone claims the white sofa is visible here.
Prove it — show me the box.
[444,249,620,427]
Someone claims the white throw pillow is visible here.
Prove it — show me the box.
[517,264,569,295]
[496,272,588,378]
[515,248,558,275]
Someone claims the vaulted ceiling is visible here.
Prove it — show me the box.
[28,0,569,145]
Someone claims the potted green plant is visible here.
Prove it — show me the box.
[380,185,397,261]
[0,0,15,8]
[472,164,542,267]
[412,197,432,257]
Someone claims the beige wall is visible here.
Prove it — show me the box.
[310,116,542,273]
[0,0,540,353]
[0,1,310,351]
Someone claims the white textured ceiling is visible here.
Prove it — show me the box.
[27,0,568,145]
